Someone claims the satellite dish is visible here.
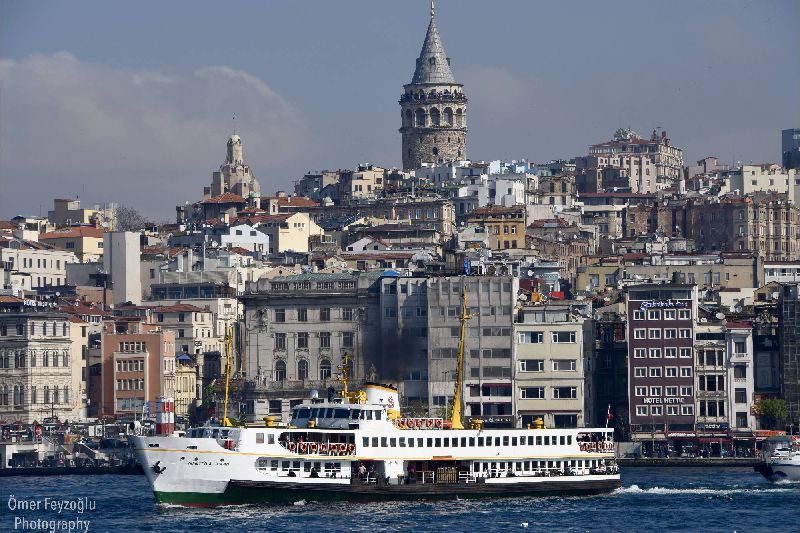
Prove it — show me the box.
[527,270,534,277]
[309,389,319,399]
[518,294,528,301]
[715,312,725,320]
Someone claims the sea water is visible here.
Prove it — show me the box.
[0,467,797,532]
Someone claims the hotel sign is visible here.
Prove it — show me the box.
[642,397,686,404]
[639,300,687,312]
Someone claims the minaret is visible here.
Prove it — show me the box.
[399,0,467,170]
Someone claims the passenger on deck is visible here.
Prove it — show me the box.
[310,467,319,478]
[358,464,367,479]
[288,470,296,477]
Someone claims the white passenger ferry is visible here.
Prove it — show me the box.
[131,291,620,506]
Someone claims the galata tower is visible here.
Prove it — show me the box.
[399,1,467,170]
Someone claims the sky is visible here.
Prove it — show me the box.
[1,0,798,219]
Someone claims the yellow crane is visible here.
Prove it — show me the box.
[221,327,234,427]
[450,284,472,430]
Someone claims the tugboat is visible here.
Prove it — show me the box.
[131,290,621,506]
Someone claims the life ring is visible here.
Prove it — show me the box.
[288,442,297,452]
[348,444,356,454]
[435,419,443,429]
[426,419,434,429]
[299,442,308,453]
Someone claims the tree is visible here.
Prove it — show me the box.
[756,398,788,430]
[114,204,152,231]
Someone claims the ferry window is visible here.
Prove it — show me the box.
[282,461,290,469]
[363,437,369,447]
[408,438,414,447]
[524,461,530,471]
[536,436,542,445]
[469,438,475,447]
[503,436,509,446]
[516,462,522,471]
[304,462,311,472]
[435,438,441,447]
[310,408,320,419]
[298,408,310,418]
[381,437,388,447]
[375,411,382,420]
[366,411,373,420]
[399,438,406,447]
[326,409,335,418]
[268,434,275,444]
[452,438,458,447]
[293,461,301,469]
[427,438,433,447]
[511,437,517,446]
[560,436,566,446]
[390,438,397,447]
[271,460,278,471]
[544,436,550,445]
[567,436,572,445]
[477,437,484,446]
[351,410,361,420]
[256,433,264,444]
[372,437,378,447]
[335,408,348,418]
[527,436,534,445]
[417,438,423,447]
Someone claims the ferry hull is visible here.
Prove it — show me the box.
[153,476,621,506]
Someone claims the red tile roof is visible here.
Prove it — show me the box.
[0,221,17,230]
[262,196,320,208]
[0,296,23,303]
[725,321,751,330]
[201,192,246,204]
[150,303,209,313]
[40,226,103,240]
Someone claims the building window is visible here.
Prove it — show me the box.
[634,367,646,377]
[735,388,747,403]
[552,360,576,371]
[636,405,648,416]
[275,309,285,323]
[680,348,692,358]
[320,308,331,322]
[298,359,309,380]
[633,310,645,320]
[648,329,661,339]
[634,348,646,359]
[320,332,331,349]
[553,387,577,399]
[551,331,576,343]
[635,386,647,396]
[520,387,544,399]
[664,310,676,320]
[275,361,286,381]
[275,333,286,351]
[681,405,694,416]
[649,348,662,359]
[665,348,677,358]
[633,329,646,339]
[320,359,332,380]
[679,329,691,338]
[519,359,544,372]
[298,309,308,322]
[665,367,678,377]
[518,332,543,344]
[647,310,661,320]
[342,308,354,321]
[649,367,662,377]
[678,310,691,320]
[342,332,354,348]
[734,341,746,354]
[297,333,309,349]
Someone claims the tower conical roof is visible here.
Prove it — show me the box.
[411,16,457,85]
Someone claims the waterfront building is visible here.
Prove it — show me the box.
[426,276,518,427]
[513,304,594,429]
[778,283,800,428]
[99,317,176,417]
[0,297,80,423]
[593,303,629,438]
[626,284,698,454]
[241,272,381,421]
[725,321,756,448]
[693,318,731,453]
[400,4,467,169]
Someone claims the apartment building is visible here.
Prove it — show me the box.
[467,206,526,251]
[39,226,104,263]
[0,238,77,290]
[513,304,594,429]
[99,318,176,417]
[725,322,756,445]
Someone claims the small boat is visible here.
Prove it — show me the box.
[755,436,800,482]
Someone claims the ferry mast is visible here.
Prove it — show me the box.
[450,283,472,430]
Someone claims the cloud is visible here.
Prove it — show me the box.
[0,52,310,219]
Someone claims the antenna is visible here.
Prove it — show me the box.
[431,0,435,18]
[232,112,236,134]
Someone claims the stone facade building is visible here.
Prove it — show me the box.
[207,133,262,207]
[0,298,79,423]
[400,6,467,169]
